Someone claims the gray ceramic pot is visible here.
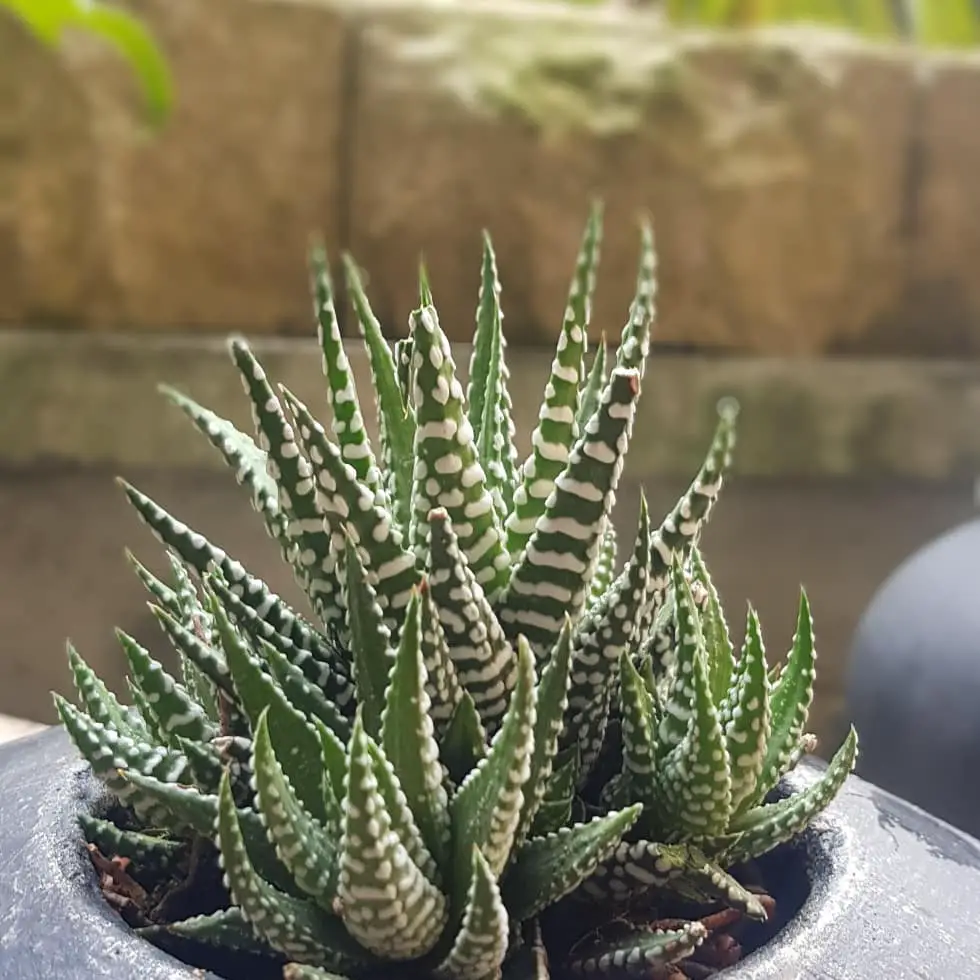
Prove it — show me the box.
[847,518,980,839]
[1,727,979,978]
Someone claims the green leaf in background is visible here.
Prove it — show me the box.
[664,0,980,48]
[3,0,172,126]
[913,0,980,47]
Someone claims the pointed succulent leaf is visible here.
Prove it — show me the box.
[566,495,652,725]
[227,339,343,625]
[381,588,451,872]
[547,744,581,797]
[613,220,657,379]
[566,201,603,371]
[471,233,518,518]
[79,813,184,869]
[656,557,704,760]
[689,547,735,706]
[567,922,706,977]
[364,735,442,887]
[282,386,419,621]
[725,607,772,815]
[157,907,273,957]
[418,257,434,306]
[637,652,659,701]
[164,549,209,622]
[125,678,168,746]
[117,769,218,835]
[151,604,234,697]
[116,631,214,744]
[646,401,739,596]
[467,231,503,443]
[753,590,817,806]
[181,660,220,726]
[529,745,580,837]
[409,305,509,598]
[119,480,329,651]
[394,337,414,412]
[342,252,415,530]
[724,727,858,866]
[637,591,676,679]
[450,638,536,906]
[506,208,601,559]
[159,385,287,542]
[425,509,517,732]
[263,641,351,742]
[54,694,188,809]
[618,652,657,795]
[126,549,181,618]
[503,805,640,922]
[667,846,767,920]
[66,641,146,740]
[515,619,574,847]
[341,535,393,739]
[253,710,339,908]
[442,690,488,786]
[658,588,732,838]
[216,771,370,971]
[117,770,299,893]
[566,680,613,790]
[575,335,607,432]
[309,245,382,492]
[312,716,347,830]
[338,714,448,960]
[174,734,225,793]
[532,745,579,833]
[208,571,352,697]
[213,574,344,680]
[659,632,733,840]
[587,521,617,611]
[433,847,508,980]
[575,839,690,903]
[502,368,641,656]
[418,577,465,733]
[210,587,327,822]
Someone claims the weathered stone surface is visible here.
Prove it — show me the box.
[6,329,980,482]
[4,0,346,333]
[7,0,980,355]
[349,7,918,352]
[891,53,980,356]
[0,14,118,326]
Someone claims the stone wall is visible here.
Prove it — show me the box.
[3,0,980,354]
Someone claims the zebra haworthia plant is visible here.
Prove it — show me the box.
[55,203,857,980]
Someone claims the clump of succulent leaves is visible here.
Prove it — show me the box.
[56,204,858,980]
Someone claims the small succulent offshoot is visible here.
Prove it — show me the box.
[55,204,857,980]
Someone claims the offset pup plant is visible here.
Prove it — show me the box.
[56,205,857,980]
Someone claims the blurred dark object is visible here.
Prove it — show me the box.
[846,518,980,837]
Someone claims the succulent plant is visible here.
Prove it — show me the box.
[56,204,856,980]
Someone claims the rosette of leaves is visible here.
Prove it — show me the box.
[54,204,854,980]
[564,550,859,945]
